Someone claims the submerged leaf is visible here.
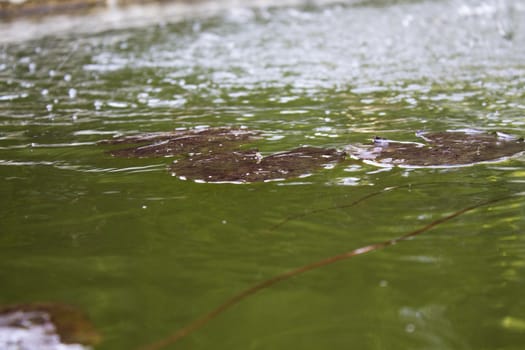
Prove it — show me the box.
[0,302,101,349]
[103,127,260,158]
[347,131,525,167]
[170,146,344,183]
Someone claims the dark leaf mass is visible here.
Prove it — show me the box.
[170,147,344,183]
[103,127,344,182]
[347,131,525,167]
[102,127,261,158]
[102,128,525,182]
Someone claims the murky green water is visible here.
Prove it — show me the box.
[1,0,525,349]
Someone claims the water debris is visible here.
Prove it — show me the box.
[102,127,343,182]
[501,316,525,332]
[346,130,525,167]
[0,302,101,349]
[102,128,525,181]
[101,127,261,158]
[170,147,344,183]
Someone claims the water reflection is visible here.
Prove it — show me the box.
[399,304,470,350]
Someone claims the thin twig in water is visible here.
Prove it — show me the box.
[268,186,393,232]
[269,181,504,232]
[139,193,516,350]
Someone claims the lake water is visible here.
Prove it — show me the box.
[1,0,525,349]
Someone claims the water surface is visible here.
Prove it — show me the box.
[1,0,525,349]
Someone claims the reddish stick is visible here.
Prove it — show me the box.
[140,194,514,350]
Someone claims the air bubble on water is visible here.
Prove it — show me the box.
[64,74,72,82]
[417,213,432,220]
[68,88,77,99]
[379,280,388,287]
[41,89,49,96]
[142,205,147,209]
[46,104,53,112]
[28,62,36,73]
[405,323,416,333]
[48,70,56,77]
[94,100,103,110]
[222,220,227,224]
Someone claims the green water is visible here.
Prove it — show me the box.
[1,0,525,349]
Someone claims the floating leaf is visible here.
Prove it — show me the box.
[102,127,260,158]
[347,131,525,167]
[170,146,344,183]
[0,302,101,349]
